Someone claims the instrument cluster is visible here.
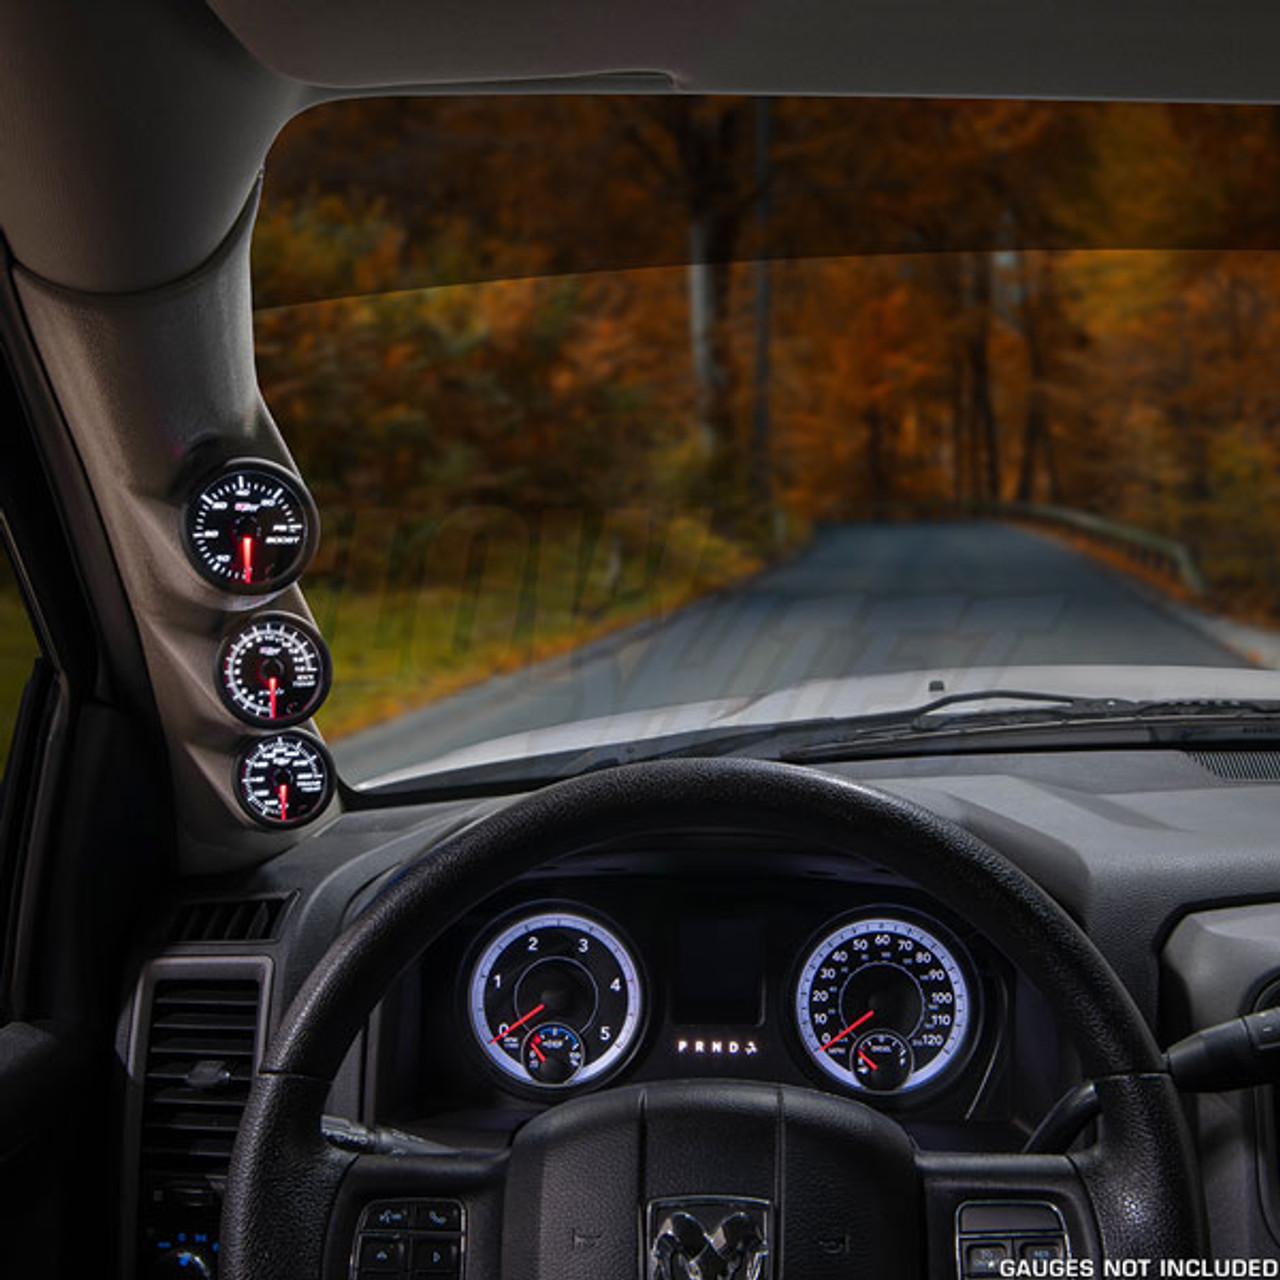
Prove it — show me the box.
[418,871,1013,1119]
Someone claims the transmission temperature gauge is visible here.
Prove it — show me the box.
[217,613,331,727]
[234,731,335,828]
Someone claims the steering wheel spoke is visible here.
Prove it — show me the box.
[919,1150,1100,1277]
[324,1147,507,1280]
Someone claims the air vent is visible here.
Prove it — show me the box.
[1184,750,1280,783]
[139,977,261,1185]
[169,896,288,944]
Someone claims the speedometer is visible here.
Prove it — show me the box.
[794,913,974,1096]
[467,909,643,1092]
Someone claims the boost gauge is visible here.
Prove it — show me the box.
[234,731,335,828]
[468,909,644,1092]
[217,613,331,727]
[183,459,319,594]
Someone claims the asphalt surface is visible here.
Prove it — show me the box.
[333,521,1246,783]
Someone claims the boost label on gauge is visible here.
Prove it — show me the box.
[183,458,319,594]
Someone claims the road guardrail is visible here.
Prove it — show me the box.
[1001,501,1206,597]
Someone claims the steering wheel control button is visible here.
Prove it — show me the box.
[410,1239,460,1273]
[216,612,332,727]
[1021,1239,1066,1263]
[957,1203,1062,1234]
[956,1201,1069,1279]
[365,1203,415,1231]
[353,1200,464,1280]
[964,1241,1010,1276]
[415,1203,462,1232]
[182,458,320,595]
[356,1236,404,1271]
[234,731,335,827]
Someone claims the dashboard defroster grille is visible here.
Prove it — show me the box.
[1184,750,1280,783]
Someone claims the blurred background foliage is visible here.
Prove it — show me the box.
[253,97,1280,736]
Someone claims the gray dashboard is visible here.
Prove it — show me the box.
[124,745,1280,1271]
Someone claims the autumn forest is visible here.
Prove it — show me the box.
[252,97,1280,738]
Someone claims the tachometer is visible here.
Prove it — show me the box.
[794,914,973,1096]
[216,612,331,727]
[468,909,643,1091]
[233,731,335,828]
[183,458,319,594]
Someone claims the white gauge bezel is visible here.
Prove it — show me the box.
[467,909,643,1090]
[794,913,973,1094]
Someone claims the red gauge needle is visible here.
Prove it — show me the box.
[529,1035,547,1064]
[241,535,255,584]
[267,675,279,720]
[277,783,289,822]
[857,1048,879,1071]
[489,1001,547,1045]
[818,1009,875,1053]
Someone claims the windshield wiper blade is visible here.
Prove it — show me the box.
[778,691,1280,761]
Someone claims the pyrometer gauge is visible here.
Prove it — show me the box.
[467,908,645,1093]
[233,731,335,828]
[216,613,332,728]
[183,458,319,594]
[794,912,976,1099]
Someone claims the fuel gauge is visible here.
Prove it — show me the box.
[234,732,335,828]
[217,613,331,727]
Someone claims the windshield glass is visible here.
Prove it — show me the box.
[254,97,1280,786]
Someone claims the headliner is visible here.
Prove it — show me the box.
[3,0,1280,292]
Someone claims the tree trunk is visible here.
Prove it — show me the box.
[749,98,774,515]
[967,253,1000,505]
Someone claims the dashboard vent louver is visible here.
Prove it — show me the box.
[139,978,261,1185]
[1184,750,1280,783]
[169,896,288,943]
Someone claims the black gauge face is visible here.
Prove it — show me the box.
[234,732,334,828]
[794,914,974,1096]
[468,910,644,1092]
[216,613,331,728]
[183,460,318,594]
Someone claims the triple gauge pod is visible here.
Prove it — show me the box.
[182,457,336,829]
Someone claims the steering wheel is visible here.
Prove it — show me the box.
[221,759,1204,1279]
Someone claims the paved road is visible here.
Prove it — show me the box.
[333,521,1246,783]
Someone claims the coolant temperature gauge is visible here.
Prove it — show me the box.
[217,613,331,727]
[234,732,335,828]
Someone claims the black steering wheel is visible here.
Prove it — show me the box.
[221,759,1204,1279]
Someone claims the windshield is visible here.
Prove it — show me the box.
[253,96,1280,786]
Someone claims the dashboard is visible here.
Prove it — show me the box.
[367,844,1064,1149]
[118,748,1280,1277]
